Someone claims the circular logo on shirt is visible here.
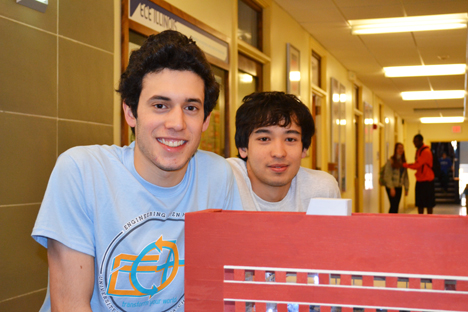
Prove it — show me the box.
[98,212,185,311]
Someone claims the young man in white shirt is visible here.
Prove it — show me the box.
[227,91,340,212]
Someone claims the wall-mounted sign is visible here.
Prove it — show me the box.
[129,0,229,64]
[453,125,461,133]
[16,0,47,13]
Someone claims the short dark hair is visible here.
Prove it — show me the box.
[117,30,219,128]
[235,92,315,160]
[414,134,423,142]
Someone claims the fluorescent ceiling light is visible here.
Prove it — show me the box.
[349,13,468,35]
[384,64,466,77]
[420,117,465,124]
[401,90,465,100]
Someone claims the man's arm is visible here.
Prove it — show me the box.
[404,148,430,170]
[48,239,95,312]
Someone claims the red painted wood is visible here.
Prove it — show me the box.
[409,278,420,289]
[297,272,307,284]
[255,302,266,312]
[319,273,329,285]
[185,211,468,311]
[255,270,265,282]
[341,274,352,285]
[432,279,444,290]
[386,276,398,288]
[299,304,309,312]
[278,303,288,312]
[458,280,468,291]
[363,275,373,287]
[223,283,468,310]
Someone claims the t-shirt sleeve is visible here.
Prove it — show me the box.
[222,163,243,211]
[31,152,95,257]
[328,174,341,198]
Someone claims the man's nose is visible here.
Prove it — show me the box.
[271,140,286,158]
[165,106,186,131]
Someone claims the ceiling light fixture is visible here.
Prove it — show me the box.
[349,13,468,35]
[401,90,466,100]
[384,64,466,77]
[420,117,465,124]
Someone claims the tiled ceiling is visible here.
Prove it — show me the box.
[274,0,468,122]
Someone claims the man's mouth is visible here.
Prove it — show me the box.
[157,138,187,147]
[269,164,288,172]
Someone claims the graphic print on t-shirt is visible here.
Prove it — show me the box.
[98,211,186,311]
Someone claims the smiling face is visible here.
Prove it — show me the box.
[239,121,307,202]
[123,69,210,187]
[396,143,404,156]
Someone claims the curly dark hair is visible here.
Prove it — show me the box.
[117,30,219,128]
[235,92,315,160]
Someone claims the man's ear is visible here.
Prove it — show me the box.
[123,103,136,128]
[301,148,308,159]
[239,147,248,159]
[202,113,211,132]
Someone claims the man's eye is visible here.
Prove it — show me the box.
[185,105,198,111]
[155,104,165,109]
[259,137,269,142]
[286,138,297,142]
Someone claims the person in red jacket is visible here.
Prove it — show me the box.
[403,134,435,214]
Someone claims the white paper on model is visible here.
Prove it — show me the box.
[306,198,352,216]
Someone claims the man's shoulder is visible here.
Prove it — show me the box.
[57,144,130,170]
[194,150,232,172]
[298,167,336,180]
[62,144,125,158]
[226,157,244,169]
[295,167,340,200]
[419,145,431,154]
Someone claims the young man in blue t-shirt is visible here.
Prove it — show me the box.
[439,152,453,192]
[32,30,240,312]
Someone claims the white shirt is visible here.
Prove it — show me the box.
[227,157,341,212]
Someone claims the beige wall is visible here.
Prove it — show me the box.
[165,0,233,38]
[0,0,115,310]
[268,2,312,166]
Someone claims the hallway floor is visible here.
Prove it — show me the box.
[402,203,467,216]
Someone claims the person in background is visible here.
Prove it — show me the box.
[227,91,340,212]
[439,152,453,192]
[31,30,241,312]
[403,134,435,214]
[383,142,409,213]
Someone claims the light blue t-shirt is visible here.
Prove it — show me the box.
[32,143,241,312]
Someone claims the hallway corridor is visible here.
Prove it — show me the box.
[402,203,467,216]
